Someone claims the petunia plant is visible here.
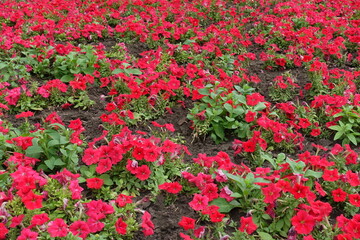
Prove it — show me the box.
[187,81,268,143]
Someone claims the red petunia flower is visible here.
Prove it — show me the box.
[142,211,155,236]
[161,139,177,153]
[15,111,34,119]
[291,210,315,235]
[115,218,127,235]
[242,140,256,153]
[189,194,209,211]
[346,170,360,186]
[47,218,68,237]
[290,183,311,199]
[87,218,104,233]
[322,169,340,182]
[332,188,347,202]
[17,228,38,240]
[239,216,257,234]
[135,165,151,181]
[303,235,315,240]
[344,219,360,239]
[330,144,343,155]
[310,128,321,137]
[22,191,43,210]
[209,211,225,223]
[69,220,90,239]
[246,93,264,106]
[68,180,83,200]
[158,182,183,194]
[201,183,218,201]
[349,194,360,207]
[194,226,206,238]
[178,216,196,230]
[86,178,104,189]
[245,111,256,122]
[12,136,34,150]
[68,118,85,132]
[179,232,194,240]
[335,233,353,240]
[314,181,327,197]
[30,213,49,228]
[0,223,8,239]
[116,194,133,207]
[95,157,112,174]
[262,183,281,204]
[10,214,25,228]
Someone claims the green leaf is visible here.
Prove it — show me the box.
[233,106,244,115]
[50,123,66,130]
[84,171,92,178]
[59,136,69,145]
[206,108,213,117]
[261,153,277,169]
[99,174,114,186]
[0,172,9,184]
[198,88,210,96]
[213,116,222,123]
[253,102,266,111]
[78,177,86,183]
[226,172,244,184]
[122,63,131,68]
[3,73,9,81]
[333,131,344,141]
[328,125,342,131]
[112,68,124,74]
[231,193,242,198]
[304,170,323,178]
[48,131,60,140]
[286,159,305,174]
[70,68,81,74]
[37,164,49,172]
[62,149,72,157]
[84,67,95,74]
[276,220,284,231]
[213,108,223,116]
[258,231,275,240]
[61,74,74,82]
[25,144,43,159]
[245,172,255,184]
[183,39,196,45]
[225,116,235,122]
[45,159,55,170]
[54,158,65,166]
[235,94,247,105]
[210,198,239,213]
[254,177,270,184]
[213,124,225,140]
[0,62,7,69]
[226,173,246,190]
[210,92,217,99]
[347,134,357,145]
[125,68,142,75]
[70,155,79,164]
[224,103,233,113]
[277,153,286,161]
[48,139,60,147]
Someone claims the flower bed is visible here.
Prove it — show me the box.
[0,0,359,239]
